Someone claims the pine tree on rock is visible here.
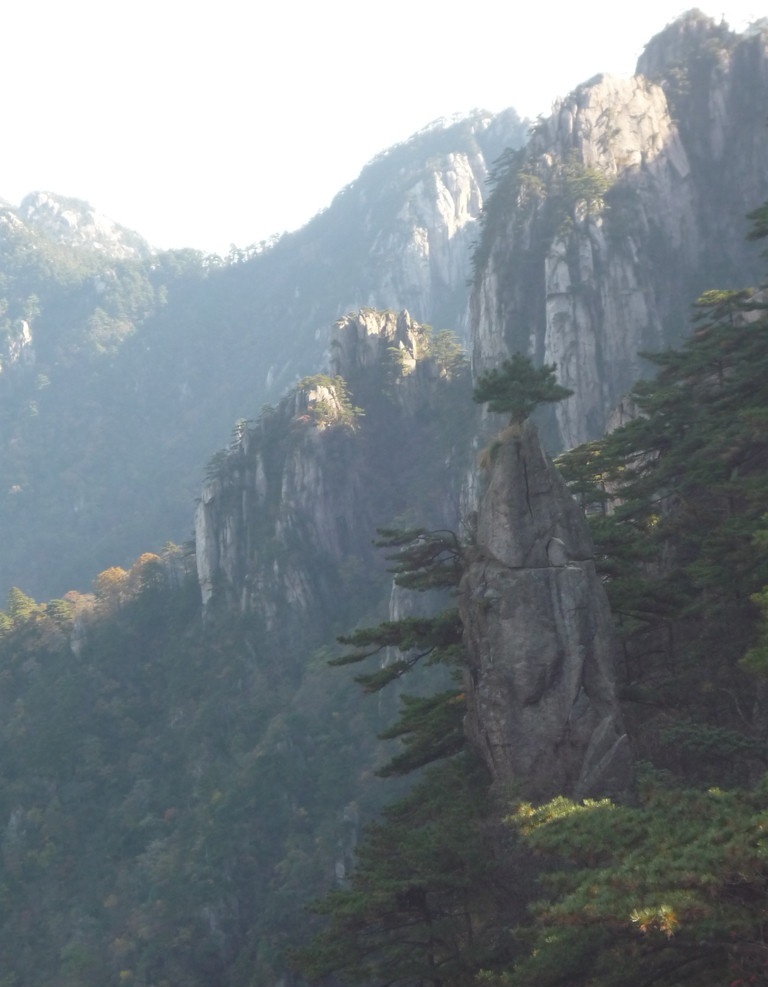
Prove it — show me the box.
[472,353,573,424]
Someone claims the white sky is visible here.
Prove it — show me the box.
[2,1,762,256]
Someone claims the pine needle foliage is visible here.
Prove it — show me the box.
[481,202,768,987]
[495,778,768,987]
[472,354,573,424]
[294,527,519,987]
[330,526,466,773]
[294,755,520,987]
[375,526,465,590]
[557,272,768,782]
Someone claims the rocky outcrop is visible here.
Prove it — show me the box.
[195,309,472,637]
[195,373,374,627]
[17,191,152,260]
[352,112,525,336]
[205,112,528,418]
[470,14,768,450]
[0,319,34,375]
[0,114,525,604]
[460,421,632,802]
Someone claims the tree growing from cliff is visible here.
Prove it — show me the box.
[556,274,768,785]
[329,526,466,773]
[294,526,524,986]
[494,204,768,987]
[472,354,572,424]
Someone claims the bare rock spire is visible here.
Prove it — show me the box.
[460,421,632,802]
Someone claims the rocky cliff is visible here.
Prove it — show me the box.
[195,309,473,640]
[279,108,527,372]
[16,191,152,260]
[460,422,631,802]
[470,13,768,450]
[341,110,525,337]
[0,111,526,602]
[196,306,633,804]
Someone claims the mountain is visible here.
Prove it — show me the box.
[0,309,476,987]
[471,10,768,449]
[1,11,768,987]
[15,191,153,260]
[0,110,527,602]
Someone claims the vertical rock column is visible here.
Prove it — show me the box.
[459,422,632,802]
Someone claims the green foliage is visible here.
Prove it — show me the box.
[498,779,768,987]
[742,581,768,674]
[556,278,768,782]
[297,373,364,429]
[560,150,613,208]
[473,354,573,424]
[0,559,391,987]
[472,145,616,285]
[296,524,514,986]
[332,526,466,772]
[4,587,41,625]
[426,329,468,378]
[476,205,768,987]
[376,689,466,777]
[375,525,465,591]
[746,201,768,247]
[295,755,520,987]
[334,609,464,689]
[0,299,482,985]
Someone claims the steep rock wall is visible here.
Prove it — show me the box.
[470,15,768,450]
[322,110,527,348]
[460,422,632,802]
[195,310,473,641]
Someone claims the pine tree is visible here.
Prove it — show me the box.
[295,755,520,987]
[330,527,466,774]
[496,778,768,987]
[295,526,521,985]
[472,354,572,424]
[557,278,768,783]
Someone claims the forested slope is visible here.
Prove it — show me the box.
[0,312,475,987]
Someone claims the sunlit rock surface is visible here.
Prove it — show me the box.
[460,421,632,802]
[196,309,471,638]
[18,191,152,259]
[470,14,768,450]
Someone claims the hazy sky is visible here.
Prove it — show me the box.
[3,1,762,255]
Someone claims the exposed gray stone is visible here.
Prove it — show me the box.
[195,310,469,631]
[470,17,768,450]
[460,421,632,803]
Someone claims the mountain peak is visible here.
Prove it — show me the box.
[636,8,735,79]
[18,191,152,261]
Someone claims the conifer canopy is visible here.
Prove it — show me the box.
[472,353,573,423]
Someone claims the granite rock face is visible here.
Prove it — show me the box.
[460,422,632,802]
[470,14,768,450]
[336,110,527,342]
[17,191,152,259]
[195,309,471,638]
[0,318,34,375]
